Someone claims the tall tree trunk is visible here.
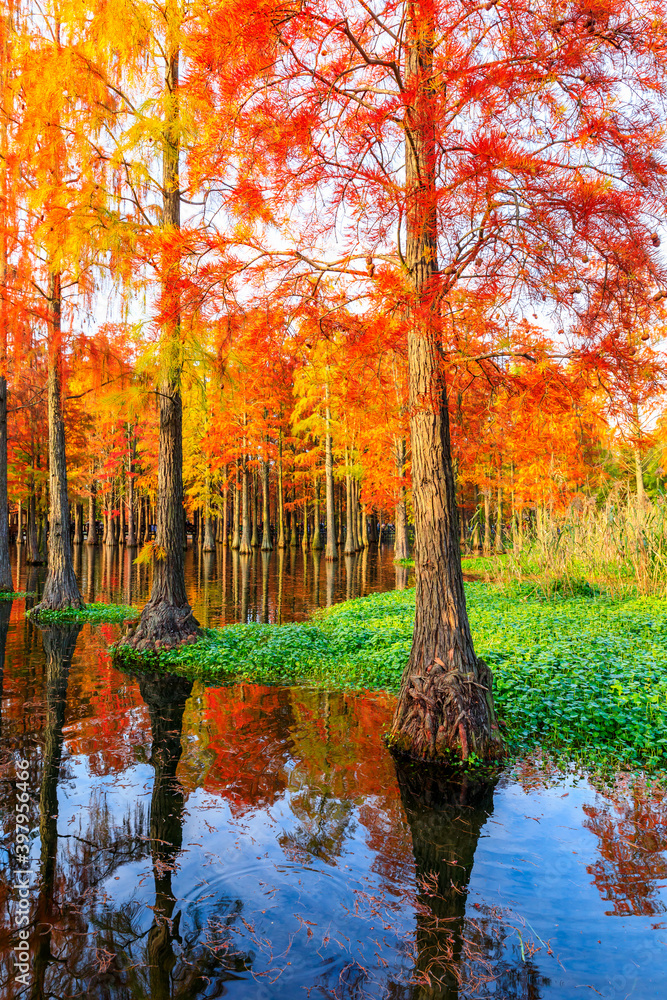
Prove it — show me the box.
[73,503,83,544]
[261,450,272,550]
[220,471,228,545]
[394,436,410,561]
[231,459,241,549]
[389,5,500,762]
[86,478,97,545]
[122,29,198,650]
[250,468,259,547]
[324,392,338,561]
[127,427,137,546]
[32,274,83,614]
[277,431,286,549]
[483,487,491,557]
[494,483,503,553]
[344,449,355,555]
[360,502,369,549]
[27,479,42,564]
[239,450,252,554]
[289,481,298,547]
[312,475,323,550]
[203,466,216,551]
[301,486,310,552]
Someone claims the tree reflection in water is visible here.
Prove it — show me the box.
[396,764,550,999]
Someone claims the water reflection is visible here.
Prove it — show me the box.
[13,543,403,626]
[0,550,666,997]
[33,623,80,1000]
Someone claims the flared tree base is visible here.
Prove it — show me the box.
[31,570,84,616]
[389,655,503,765]
[119,599,200,654]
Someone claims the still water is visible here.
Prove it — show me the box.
[0,544,666,998]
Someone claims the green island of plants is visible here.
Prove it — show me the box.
[112,581,667,770]
[28,602,138,624]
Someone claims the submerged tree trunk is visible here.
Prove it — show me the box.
[121,33,198,650]
[32,275,83,614]
[389,5,500,763]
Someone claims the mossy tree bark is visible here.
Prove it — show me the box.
[389,3,501,763]
[32,275,83,614]
[123,23,198,651]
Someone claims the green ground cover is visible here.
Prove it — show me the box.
[28,602,137,624]
[113,582,667,769]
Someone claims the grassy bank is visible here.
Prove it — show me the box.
[113,582,667,769]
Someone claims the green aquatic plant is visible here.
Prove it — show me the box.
[112,583,667,769]
[28,602,138,624]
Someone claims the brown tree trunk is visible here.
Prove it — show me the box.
[32,274,83,614]
[394,436,410,561]
[389,5,500,763]
[495,483,503,553]
[27,478,42,564]
[231,459,241,549]
[324,392,338,561]
[239,452,252,554]
[251,468,259,547]
[312,476,323,550]
[483,487,491,557]
[121,35,197,650]
[277,432,286,548]
[86,479,97,545]
[73,503,83,544]
[261,449,272,550]
[344,450,355,555]
[127,428,137,547]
